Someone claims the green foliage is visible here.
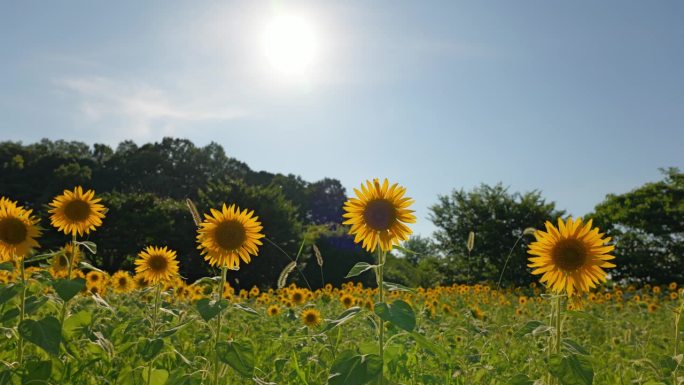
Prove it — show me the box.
[216,340,255,378]
[430,183,564,286]
[53,278,86,302]
[374,300,416,332]
[547,353,594,385]
[18,316,62,356]
[328,351,383,385]
[590,168,684,283]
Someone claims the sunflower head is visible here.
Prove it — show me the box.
[301,308,322,328]
[134,246,180,284]
[290,289,306,305]
[340,294,355,309]
[197,204,265,269]
[111,271,133,293]
[528,217,616,297]
[0,202,41,260]
[343,179,416,252]
[48,187,106,236]
[267,304,281,317]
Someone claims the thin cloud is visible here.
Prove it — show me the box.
[54,76,248,139]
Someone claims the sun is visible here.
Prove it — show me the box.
[262,13,318,77]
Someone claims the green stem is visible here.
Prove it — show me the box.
[376,248,386,385]
[213,266,228,385]
[555,296,562,354]
[17,256,26,366]
[147,284,162,385]
[58,235,78,328]
[675,300,683,357]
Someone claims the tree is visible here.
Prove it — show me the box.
[590,168,684,284]
[430,183,563,286]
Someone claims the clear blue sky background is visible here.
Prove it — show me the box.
[1,1,682,236]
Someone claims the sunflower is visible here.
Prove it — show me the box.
[340,294,355,309]
[196,204,265,269]
[0,203,41,260]
[86,271,106,287]
[48,187,106,236]
[51,242,81,278]
[290,289,306,306]
[135,246,179,285]
[301,308,321,327]
[223,282,235,299]
[527,217,616,297]
[0,197,18,210]
[111,271,134,293]
[267,304,281,317]
[342,179,416,252]
[133,274,150,289]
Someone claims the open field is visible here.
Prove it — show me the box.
[0,264,682,385]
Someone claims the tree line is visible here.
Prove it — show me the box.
[1,138,681,288]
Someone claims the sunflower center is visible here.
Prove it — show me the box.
[63,200,91,222]
[214,220,247,250]
[148,254,169,272]
[551,238,588,272]
[363,199,396,231]
[304,313,317,323]
[0,217,28,245]
[118,277,128,287]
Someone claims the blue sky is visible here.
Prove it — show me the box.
[1,1,682,236]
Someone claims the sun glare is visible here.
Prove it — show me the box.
[262,14,318,77]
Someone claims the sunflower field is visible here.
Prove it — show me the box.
[0,182,682,385]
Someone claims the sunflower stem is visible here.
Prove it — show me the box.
[213,266,228,385]
[58,235,77,330]
[17,255,26,367]
[147,283,162,385]
[59,235,78,385]
[376,248,386,385]
[555,296,562,354]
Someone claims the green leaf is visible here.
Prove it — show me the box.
[195,298,228,322]
[345,262,376,278]
[216,340,254,378]
[22,360,51,385]
[79,261,104,273]
[24,295,48,315]
[75,241,97,255]
[53,278,86,302]
[0,262,13,272]
[548,353,594,385]
[509,373,534,385]
[19,316,62,356]
[0,285,19,304]
[1,308,20,323]
[328,350,382,385]
[394,245,419,255]
[322,307,361,332]
[158,321,191,339]
[63,310,92,338]
[409,332,448,360]
[374,300,416,331]
[139,338,165,361]
[382,281,415,293]
[514,320,545,337]
[562,339,590,355]
[141,368,168,385]
[233,303,259,316]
